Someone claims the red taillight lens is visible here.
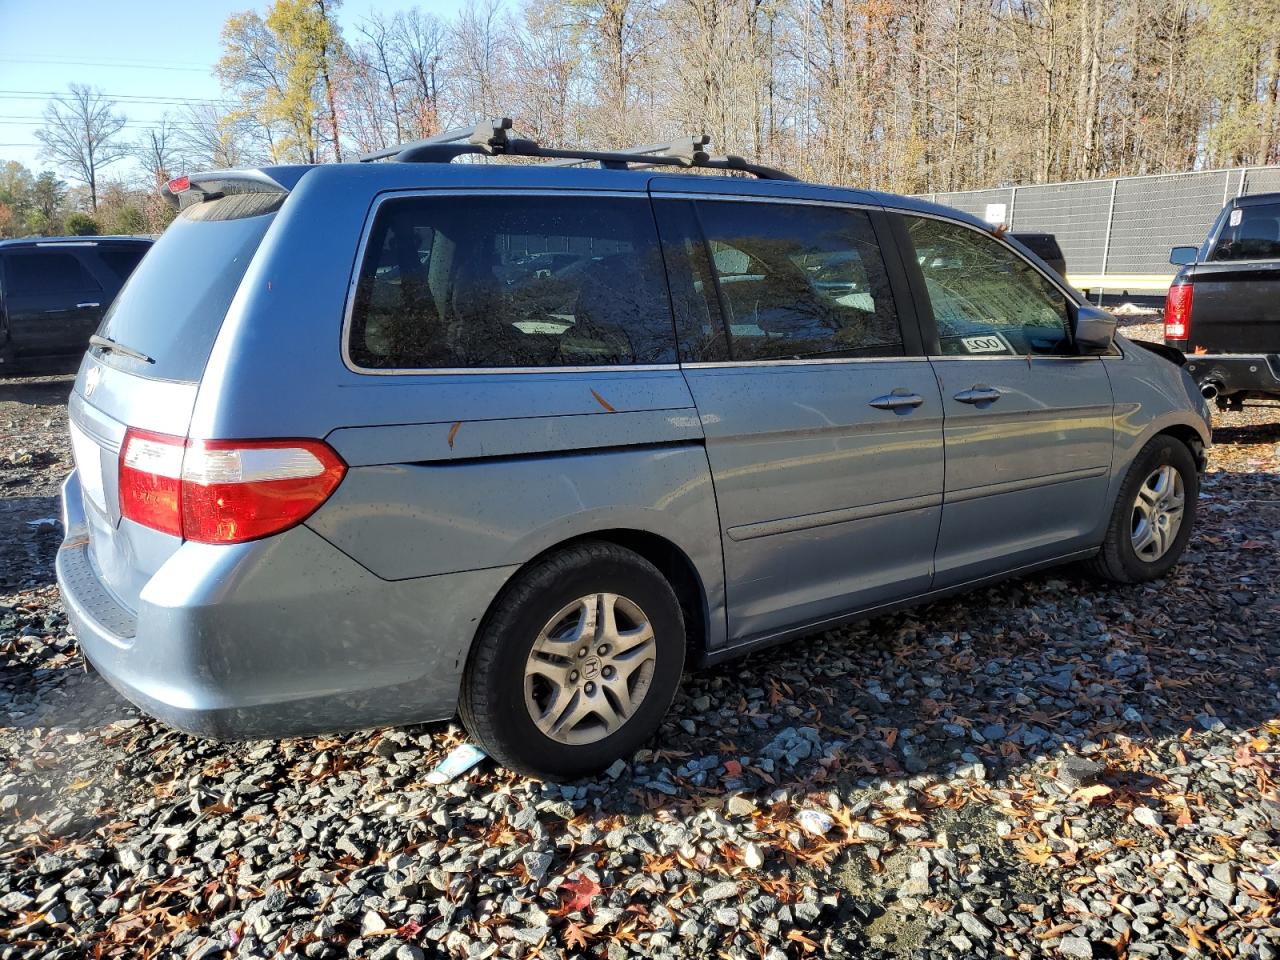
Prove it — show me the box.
[1164,283,1193,340]
[120,429,184,537]
[167,175,190,193]
[181,439,346,543]
[118,430,346,544]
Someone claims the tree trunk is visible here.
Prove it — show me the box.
[1042,0,1056,182]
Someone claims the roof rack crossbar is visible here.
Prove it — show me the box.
[357,118,515,162]
[361,119,798,180]
[541,135,712,168]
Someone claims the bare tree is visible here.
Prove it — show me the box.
[392,8,451,136]
[354,11,407,145]
[506,0,582,145]
[451,0,507,122]
[179,103,259,169]
[136,117,181,189]
[35,84,130,211]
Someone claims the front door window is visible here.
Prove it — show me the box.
[907,217,1071,356]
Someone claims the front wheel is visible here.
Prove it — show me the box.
[1089,435,1199,583]
[459,541,685,780]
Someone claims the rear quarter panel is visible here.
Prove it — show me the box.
[307,429,727,648]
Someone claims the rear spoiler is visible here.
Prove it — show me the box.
[161,167,309,211]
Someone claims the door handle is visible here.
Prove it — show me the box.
[76,302,101,309]
[954,385,1003,405]
[869,390,925,411]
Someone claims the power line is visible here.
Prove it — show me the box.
[0,117,210,128]
[0,57,211,73]
[6,53,215,68]
[0,89,233,105]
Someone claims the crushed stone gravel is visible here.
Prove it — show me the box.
[1,344,1277,959]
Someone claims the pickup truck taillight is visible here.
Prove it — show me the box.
[1164,282,1193,340]
[119,429,346,543]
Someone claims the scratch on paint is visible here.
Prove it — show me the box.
[590,388,616,413]
[447,421,461,449]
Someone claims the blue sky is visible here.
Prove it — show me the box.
[0,0,480,182]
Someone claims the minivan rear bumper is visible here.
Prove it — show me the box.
[56,469,516,739]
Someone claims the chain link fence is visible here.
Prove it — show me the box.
[917,165,1280,288]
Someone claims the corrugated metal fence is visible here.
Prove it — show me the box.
[917,165,1280,288]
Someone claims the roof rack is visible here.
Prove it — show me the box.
[540,135,712,168]
[356,119,798,181]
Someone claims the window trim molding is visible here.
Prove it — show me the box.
[682,356,930,370]
[340,188,681,377]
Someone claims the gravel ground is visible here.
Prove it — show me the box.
[2,330,1278,960]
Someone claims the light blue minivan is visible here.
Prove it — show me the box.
[57,123,1211,779]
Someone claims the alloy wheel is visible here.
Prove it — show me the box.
[523,592,657,745]
[1131,464,1185,562]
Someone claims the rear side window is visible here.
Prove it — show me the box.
[347,194,677,369]
[906,216,1070,356]
[95,192,281,381]
[1209,202,1280,261]
[667,200,902,363]
[6,251,101,297]
[97,247,148,285]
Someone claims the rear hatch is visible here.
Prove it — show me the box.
[68,177,288,613]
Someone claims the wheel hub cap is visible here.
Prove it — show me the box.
[524,592,657,746]
[1131,464,1185,562]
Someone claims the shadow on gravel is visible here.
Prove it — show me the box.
[1,662,137,735]
[0,376,73,407]
[1212,416,1280,446]
[0,496,61,589]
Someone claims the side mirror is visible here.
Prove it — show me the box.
[1169,246,1197,266]
[1072,302,1116,355]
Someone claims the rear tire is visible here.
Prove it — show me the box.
[459,541,685,780]
[1089,435,1198,584]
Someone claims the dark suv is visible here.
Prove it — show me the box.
[0,236,152,374]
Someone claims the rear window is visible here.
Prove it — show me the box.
[1209,202,1280,261]
[7,251,101,297]
[97,247,148,285]
[346,194,677,369]
[95,192,281,381]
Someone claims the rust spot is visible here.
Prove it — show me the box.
[447,421,461,449]
[590,388,616,413]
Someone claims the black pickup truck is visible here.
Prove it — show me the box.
[0,236,152,375]
[1166,192,1280,408]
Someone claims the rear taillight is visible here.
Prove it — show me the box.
[119,430,346,544]
[119,429,184,537]
[1164,283,1193,340]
